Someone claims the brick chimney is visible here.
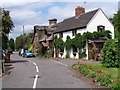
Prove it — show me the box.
[49,18,57,26]
[75,6,85,17]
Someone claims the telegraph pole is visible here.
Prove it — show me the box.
[83,1,86,8]
[23,25,25,35]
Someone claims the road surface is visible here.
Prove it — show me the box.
[2,52,91,88]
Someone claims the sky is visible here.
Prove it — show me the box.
[1,0,120,40]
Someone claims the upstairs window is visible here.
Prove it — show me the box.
[59,32,63,38]
[72,30,77,36]
[97,25,105,32]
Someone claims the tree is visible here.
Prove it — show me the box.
[113,10,120,37]
[101,39,119,68]
[2,8,14,34]
[0,8,14,50]
[15,35,26,50]
[9,38,15,51]
[2,33,8,50]
[113,10,120,67]
[15,32,33,51]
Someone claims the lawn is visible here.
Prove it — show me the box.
[90,63,118,79]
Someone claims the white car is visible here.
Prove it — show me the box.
[20,49,24,56]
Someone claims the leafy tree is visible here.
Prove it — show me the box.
[15,35,26,50]
[9,38,15,51]
[113,10,120,67]
[0,8,14,50]
[2,9,14,34]
[112,11,119,43]
[2,33,8,50]
[15,32,33,50]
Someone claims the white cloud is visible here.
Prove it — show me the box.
[1,0,53,9]
[10,9,42,25]
[9,24,34,39]
[48,6,74,18]
[5,1,118,40]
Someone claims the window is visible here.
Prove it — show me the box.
[97,25,105,32]
[73,45,77,52]
[72,30,77,36]
[59,32,63,38]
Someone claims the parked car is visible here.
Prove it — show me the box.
[23,50,35,57]
[19,48,27,56]
[20,49,24,56]
[0,49,6,73]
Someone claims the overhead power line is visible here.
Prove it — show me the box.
[3,1,41,9]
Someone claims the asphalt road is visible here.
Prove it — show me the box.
[2,52,91,88]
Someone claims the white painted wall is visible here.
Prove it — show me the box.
[77,28,87,35]
[87,9,114,38]
[63,31,73,42]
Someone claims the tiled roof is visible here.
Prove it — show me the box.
[54,9,99,33]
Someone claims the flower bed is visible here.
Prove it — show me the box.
[73,62,119,89]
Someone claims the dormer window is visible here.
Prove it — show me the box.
[72,30,77,36]
[97,25,105,32]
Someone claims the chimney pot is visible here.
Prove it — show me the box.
[49,18,57,26]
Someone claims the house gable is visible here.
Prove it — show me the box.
[87,9,114,38]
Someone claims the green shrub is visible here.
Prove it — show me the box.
[97,75,111,86]
[101,39,119,68]
[44,51,52,58]
[90,72,96,78]
[111,83,120,90]
[78,49,87,59]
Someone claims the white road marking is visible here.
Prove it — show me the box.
[28,61,39,89]
[33,62,37,66]
[32,75,38,89]
[51,60,68,67]
[36,66,39,73]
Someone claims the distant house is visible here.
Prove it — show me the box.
[53,6,114,60]
[32,19,57,57]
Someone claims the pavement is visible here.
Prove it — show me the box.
[2,52,100,89]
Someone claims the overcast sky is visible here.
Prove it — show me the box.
[1,0,120,40]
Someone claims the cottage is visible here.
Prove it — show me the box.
[53,6,114,60]
[32,19,57,57]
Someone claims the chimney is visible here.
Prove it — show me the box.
[49,18,57,26]
[75,6,85,17]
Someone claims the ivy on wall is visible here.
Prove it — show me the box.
[53,30,112,58]
[53,37,64,52]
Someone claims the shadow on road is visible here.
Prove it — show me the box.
[10,60,29,63]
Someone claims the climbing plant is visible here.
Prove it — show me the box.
[53,30,112,59]
[54,37,64,52]
[65,36,72,50]
[65,36,72,58]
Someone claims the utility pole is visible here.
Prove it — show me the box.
[23,25,25,35]
[83,1,86,8]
